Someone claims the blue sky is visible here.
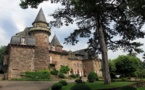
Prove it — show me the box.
[0,0,145,60]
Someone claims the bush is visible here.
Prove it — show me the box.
[131,72,138,77]
[121,77,129,81]
[59,80,68,86]
[70,74,79,78]
[88,71,99,82]
[51,68,58,75]
[58,73,65,78]
[51,83,63,90]
[75,79,83,84]
[119,86,137,90]
[24,70,50,80]
[71,84,91,90]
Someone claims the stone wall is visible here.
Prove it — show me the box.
[83,60,94,75]
[49,53,69,70]
[92,60,102,77]
[33,32,50,70]
[8,46,35,79]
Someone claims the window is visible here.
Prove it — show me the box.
[77,63,79,67]
[74,63,76,67]
[50,56,52,63]
[20,37,26,45]
[52,46,55,51]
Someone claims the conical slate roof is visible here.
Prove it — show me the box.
[51,34,62,47]
[33,8,47,24]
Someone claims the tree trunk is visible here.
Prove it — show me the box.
[97,20,111,84]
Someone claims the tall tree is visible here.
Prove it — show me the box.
[20,0,145,84]
[0,46,6,66]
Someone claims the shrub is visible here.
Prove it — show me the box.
[87,71,99,82]
[121,77,129,81]
[58,73,65,78]
[59,80,68,86]
[70,74,79,78]
[51,68,58,75]
[119,86,137,90]
[75,79,83,84]
[24,70,50,80]
[71,84,91,90]
[51,83,63,90]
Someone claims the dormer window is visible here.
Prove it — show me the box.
[52,46,55,51]
[20,37,26,45]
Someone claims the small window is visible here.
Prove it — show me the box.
[21,37,26,45]
[77,63,79,67]
[52,46,55,51]
[50,56,52,63]
[74,63,76,67]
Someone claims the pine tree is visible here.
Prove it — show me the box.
[20,0,145,84]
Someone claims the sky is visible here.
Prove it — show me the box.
[0,0,145,60]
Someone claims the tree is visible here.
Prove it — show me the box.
[109,60,116,79]
[60,65,70,74]
[114,55,142,77]
[20,0,145,84]
[0,46,6,66]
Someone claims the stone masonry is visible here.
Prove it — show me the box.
[4,8,102,79]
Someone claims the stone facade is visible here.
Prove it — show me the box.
[4,9,102,79]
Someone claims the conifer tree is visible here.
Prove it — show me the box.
[20,0,145,84]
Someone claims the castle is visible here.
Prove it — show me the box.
[4,9,102,79]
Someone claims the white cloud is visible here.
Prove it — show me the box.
[0,28,9,46]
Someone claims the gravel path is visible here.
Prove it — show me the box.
[0,81,58,90]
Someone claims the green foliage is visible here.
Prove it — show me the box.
[71,84,91,90]
[130,72,138,77]
[121,78,129,81]
[60,65,70,74]
[0,46,6,66]
[109,60,117,79]
[119,86,137,90]
[69,74,79,78]
[114,55,142,77]
[51,68,58,75]
[75,79,83,84]
[87,71,99,82]
[59,80,68,86]
[58,73,65,78]
[24,70,50,80]
[51,83,63,90]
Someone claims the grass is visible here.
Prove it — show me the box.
[137,87,145,90]
[61,81,135,90]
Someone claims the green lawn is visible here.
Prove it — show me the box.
[137,87,145,90]
[61,81,135,90]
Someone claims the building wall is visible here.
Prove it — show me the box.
[49,53,69,70]
[92,60,102,77]
[83,60,94,75]
[33,32,50,70]
[8,46,35,79]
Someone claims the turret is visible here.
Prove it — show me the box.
[50,34,63,52]
[29,8,51,70]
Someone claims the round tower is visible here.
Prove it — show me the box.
[29,8,51,71]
